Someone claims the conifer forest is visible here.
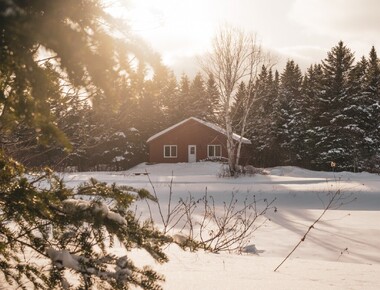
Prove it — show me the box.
[2,41,379,173]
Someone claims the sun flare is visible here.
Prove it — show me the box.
[107,0,216,66]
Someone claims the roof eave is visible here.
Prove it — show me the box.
[147,117,252,145]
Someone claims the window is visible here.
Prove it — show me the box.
[207,145,222,158]
[164,145,177,158]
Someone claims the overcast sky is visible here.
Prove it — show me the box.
[114,0,380,76]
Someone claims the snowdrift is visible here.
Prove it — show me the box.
[62,162,380,289]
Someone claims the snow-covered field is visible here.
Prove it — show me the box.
[63,162,380,289]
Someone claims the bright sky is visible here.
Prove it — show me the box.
[110,0,380,76]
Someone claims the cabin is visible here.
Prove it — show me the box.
[146,117,251,164]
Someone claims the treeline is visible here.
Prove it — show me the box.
[2,41,379,172]
[244,41,380,172]
[1,63,220,171]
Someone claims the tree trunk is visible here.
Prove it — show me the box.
[225,112,236,175]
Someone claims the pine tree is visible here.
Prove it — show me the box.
[204,74,221,123]
[265,70,282,166]
[275,60,304,164]
[301,64,325,168]
[0,1,169,288]
[248,67,269,164]
[152,66,179,127]
[137,78,166,141]
[248,68,281,167]
[232,81,248,131]
[1,63,95,170]
[166,74,191,123]
[363,46,380,170]
[0,152,168,289]
[190,72,208,119]
[344,57,371,171]
[314,41,355,170]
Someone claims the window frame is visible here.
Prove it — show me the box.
[207,144,222,158]
[163,145,178,158]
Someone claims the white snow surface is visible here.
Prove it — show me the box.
[62,162,380,289]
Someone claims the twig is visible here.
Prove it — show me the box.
[274,188,342,272]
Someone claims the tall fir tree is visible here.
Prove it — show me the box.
[301,64,325,168]
[249,68,281,167]
[266,69,282,166]
[344,56,372,171]
[159,69,179,125]
[166,74,191,123]
[275,60,304,165]
[314,41,355,170]
[363,46,380,170]
[249,66,273,166]
[232,81,248,131]
[204,74,221,123]
[190,72,208,119]
[138,65,172,140]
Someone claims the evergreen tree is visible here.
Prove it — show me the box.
[247,68,281,167]
[152,66,179,127]
[137,76,166,142]
[190,72,208,119]
[249,66,268,163]
[366,46,380,97]
[0,152,168,289]
[265,70,282,166]
[166,74,191,123]
[362,47,380,171]
[1,63,94,170]
[108,63,172,167]
[204,74,221,123]
[232,81,248,131]
[314,41,355,170]
[0,1,169,288]
[119,64,180,159]
[245,66,281,167]
[343,57,371,171]
[61,102,94,171]
[275,60,304,164]
[301,64,325,168]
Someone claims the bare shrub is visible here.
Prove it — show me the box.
[144,175,277,253]
[195,190,276,253]
[145,171,187,234]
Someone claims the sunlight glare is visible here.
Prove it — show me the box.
[107,0,216,66]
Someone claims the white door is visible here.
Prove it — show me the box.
[188,145,197,162]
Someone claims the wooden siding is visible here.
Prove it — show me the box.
[148,118,230,163]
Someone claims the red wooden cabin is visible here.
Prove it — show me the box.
[147,117,251,164]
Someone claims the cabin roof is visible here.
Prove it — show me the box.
[147,117,252,144]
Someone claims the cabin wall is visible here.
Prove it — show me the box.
[148,119,229,163]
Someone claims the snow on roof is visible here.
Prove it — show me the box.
[147,117,252,144]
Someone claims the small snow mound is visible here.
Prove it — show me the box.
[172,234,187,245]
[241,244,264,255]
[243,165,270,175]
[127,161,226,176]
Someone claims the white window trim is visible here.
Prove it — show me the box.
[164,145,177,158]
[207,144,222,158]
